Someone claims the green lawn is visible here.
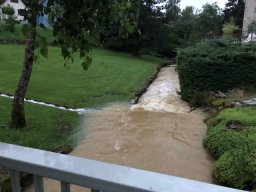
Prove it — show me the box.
[0,96,80,191]
[0,45,163,108]
[0,97,79,151]
[0,44,164,151]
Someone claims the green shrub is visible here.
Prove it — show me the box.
[204,107,256,158]
[212,99,232,107]
[204,127,247,158]
[207,117,222,127]
[246,130,256,150]
[205,107,256,190]
[213,150,256,190]
[177,41,256,107]
[222,18,240,36]
[213,107,256,126]
[213,150,250,189]
[246,151,256,186]
[1,4,16,32]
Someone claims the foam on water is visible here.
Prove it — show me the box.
[0,93,93,114]
[131,66,190,113]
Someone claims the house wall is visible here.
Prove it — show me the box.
[0,0,49,27]
[242,0,256,36]
[0,0,26,21]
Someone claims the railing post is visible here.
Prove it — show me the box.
[61,181,70,192]
[0,142,247,192]
[91,189,101,192]
[8,169,21,192]
[33,175,44,192]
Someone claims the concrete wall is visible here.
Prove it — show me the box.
[0,0,25,21]
[242,0,256,36]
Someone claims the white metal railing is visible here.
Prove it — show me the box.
[0,142,246,192]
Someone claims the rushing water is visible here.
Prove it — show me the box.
[131,65,189,113]
[25,66,213,192]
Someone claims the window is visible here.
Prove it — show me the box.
[10,0,18,3]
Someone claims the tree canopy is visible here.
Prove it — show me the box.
[223,0,245,29]
[9,0,240,128]
[103,1,225,57]
[11,0,140,128]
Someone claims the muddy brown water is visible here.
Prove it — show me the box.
[25,66,213,192]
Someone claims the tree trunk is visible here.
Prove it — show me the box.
[10,13,36,129]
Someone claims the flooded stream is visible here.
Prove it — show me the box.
[25,66,213,192]
[131,66,189,113]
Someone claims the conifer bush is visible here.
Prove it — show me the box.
[213,149,256,190]
[203,126,247,158]
[205,107,256,190]
[213,150,249,189]
[177,41,256,107]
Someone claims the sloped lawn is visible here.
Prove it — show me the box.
[0,45,163,108]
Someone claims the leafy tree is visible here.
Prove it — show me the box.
[95,1,224,58]
[178,6,195,40]
[1,4,16,32]
[104,0,183,57]
[222,18,240,36]
[192,3,224,41]
[11,0,139,128]
[104,0,164,55]
[169,6,196,44]
[168,3,223,44]
[165,0,180,22]
[223,0,245,29]
[134,0,183,57]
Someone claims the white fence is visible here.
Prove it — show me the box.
[0,142,246,192]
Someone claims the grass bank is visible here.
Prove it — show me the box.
[0,96,80,192]
[204,106,256,190]
[0,97,79,151]
[0,44,164,190]
[0,45,163,108]
[0,44,164,147]
[0,23,166,192]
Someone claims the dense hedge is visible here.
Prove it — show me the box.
[213,149,256,189]
[212,150,250,189]
[204,107,256,190]
[203,127,247,158]
[177,41,256,107]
